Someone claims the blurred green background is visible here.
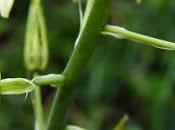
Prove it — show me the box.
[1,0,175,130]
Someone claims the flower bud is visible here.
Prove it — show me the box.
[0,0,14,18]
[24,2,48,71]
[0,78,36,95]
[66,125,87,130]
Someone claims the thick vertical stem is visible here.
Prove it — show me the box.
[46,0,112,130]
[63,0,111,83]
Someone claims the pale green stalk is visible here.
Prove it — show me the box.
[32,85,45,130]
[78,0,83,27]
[103,25,175,50]
[30,73,45,130]
[32,74,65,86]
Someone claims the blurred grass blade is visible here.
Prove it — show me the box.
[0,78,36,95]
[66,125,87,130]
[104,25,175,50]
[0,0,14,18]
[114,115,129,130]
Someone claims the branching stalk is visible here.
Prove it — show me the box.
[46,0,112,130]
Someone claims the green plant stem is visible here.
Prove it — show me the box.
[63,0,111,83]
[29,24,175,88]
[32,74,65,86]
[103,25,175,50]
[78,0,83,28]
[26,1,46,129]
[31,73,45,130]
[33,86,45,130]
[46,86,76,130]
[46,0,111,130]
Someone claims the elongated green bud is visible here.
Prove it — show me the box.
[0,78,36,95]
[0,0,14,18]
[24,1,48,71]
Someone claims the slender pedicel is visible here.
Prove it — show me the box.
[104,25,175,50]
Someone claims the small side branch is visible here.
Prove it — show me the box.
[103,25,175,50]
[73,0,84,28]
[32,74,65,86]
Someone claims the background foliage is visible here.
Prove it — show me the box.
[1,0,175,130]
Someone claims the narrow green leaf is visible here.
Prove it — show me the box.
[0,0,14,18]
[0,78,36,95]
